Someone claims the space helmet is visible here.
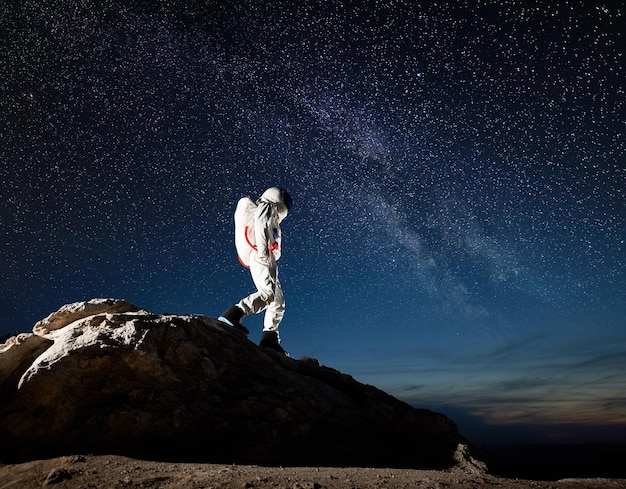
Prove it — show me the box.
[259,187,292,222]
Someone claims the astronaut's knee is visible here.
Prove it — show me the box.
[258,289,275,303]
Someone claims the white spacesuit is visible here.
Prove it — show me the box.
[219,187,292,354]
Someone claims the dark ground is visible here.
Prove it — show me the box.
[1,453,626,489]
[480,444,626,481]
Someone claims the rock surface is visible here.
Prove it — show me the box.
[0,299,475,469]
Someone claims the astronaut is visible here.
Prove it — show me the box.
[219,187,292,354]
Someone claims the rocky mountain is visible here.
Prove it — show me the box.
[0,299,481,470]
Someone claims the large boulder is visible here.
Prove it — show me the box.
[0,299,474,469]
[0,333,52,396]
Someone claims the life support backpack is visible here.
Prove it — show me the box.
[234,197,278,268]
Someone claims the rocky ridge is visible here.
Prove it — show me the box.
[0,299,480,470]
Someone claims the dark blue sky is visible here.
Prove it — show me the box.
[2,1,625,445]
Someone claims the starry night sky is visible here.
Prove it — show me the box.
[2,1,625,445]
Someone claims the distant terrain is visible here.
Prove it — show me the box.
[481,444,626,481]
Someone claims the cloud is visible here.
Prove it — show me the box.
[574,351,626,370]
[344,329,626,435]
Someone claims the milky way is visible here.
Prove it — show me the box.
[1,1,624,443]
